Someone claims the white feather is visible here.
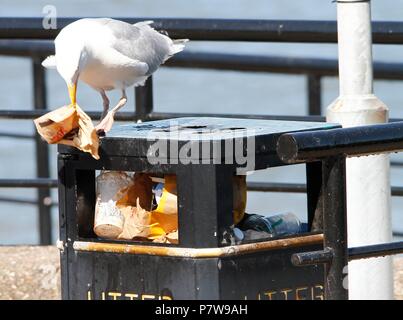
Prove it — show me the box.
[51,18,189,91]
[41,55,57,69]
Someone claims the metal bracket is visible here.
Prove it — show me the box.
[291,247,334,267]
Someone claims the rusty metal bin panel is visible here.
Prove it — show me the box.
[66,242,323,300]
[57,118,338,300]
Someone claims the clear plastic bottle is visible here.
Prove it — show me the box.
[238,212,302,238]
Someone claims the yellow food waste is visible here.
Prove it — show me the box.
[153,174,246,228]
[96,172,246,243]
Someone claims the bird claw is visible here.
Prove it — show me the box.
[95,112,115,134]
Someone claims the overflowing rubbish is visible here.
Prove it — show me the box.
[233,227,245,242]
[154,175,178,215]
[238,212,301,236]
[232,176,247,225]
[242,229,273,241]
[94,171,179,243]
[94,171,133,239]
[33,104,99,159]
[93,170,305,245]
[235,212,303,243]
[118,198,151,240]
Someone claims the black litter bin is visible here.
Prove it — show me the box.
[57,117,341,300]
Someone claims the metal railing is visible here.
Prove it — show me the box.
[277,122,403,299]
[1,17,403,248]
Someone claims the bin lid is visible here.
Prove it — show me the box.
[107,117,338,141]
[59,117,340,170]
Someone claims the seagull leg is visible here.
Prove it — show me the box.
[99,90,110,121]
[95,89,127,134]
[68,82,77,107]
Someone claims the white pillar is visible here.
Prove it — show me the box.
[327,1,393,300]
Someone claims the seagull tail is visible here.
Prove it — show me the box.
[133,20,154,27]
[162,39,189,64]
[171,39,189,55]
[42,55,57,69]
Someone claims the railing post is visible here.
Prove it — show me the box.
[327,0,393,299]
[32,56,52,245]
[322,156,348,300]
[135,76,153,121]
[307,74,321,116]
[306,161,323,231]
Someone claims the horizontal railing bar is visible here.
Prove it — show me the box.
[0,131,33,139]
[1,179,402,198]
[0,180,401,237]
[149,112,403,124]
[247,182,306,193]
[1,18,403,44]
[247,182,403,197]
[0,18,338,42]
[0,196,57,206]
[1,194,402,236]
[0,39,53,56]
[3,109,403,126]
[166,52,403,80]
[349,241,403,261]
[0,110,130,120]
[0,196,38,205]
[292,248,334,266]
[0,178,58,188]
[391,161,403,167]
[148,112,326,122]
[3,42,403,81]
[391,186,403,196]
[293,241,403,266]
[277,122,403,163]
[0,109,326,122]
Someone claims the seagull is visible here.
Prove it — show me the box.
[42,18,188,133]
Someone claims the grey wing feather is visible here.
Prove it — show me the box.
[97,18,188,75]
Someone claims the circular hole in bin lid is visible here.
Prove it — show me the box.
[226,127,245,131]
[152,125,208,133]
[180,125,210,134]
[182,125,208,129]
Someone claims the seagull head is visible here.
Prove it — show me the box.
[54,34,88,106]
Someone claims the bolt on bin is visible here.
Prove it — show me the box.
[57,117,342,300]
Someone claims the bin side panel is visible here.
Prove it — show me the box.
[219,244,324,300]
[67,252,220,300]
[65,244,323,300]
[57,157,69,300]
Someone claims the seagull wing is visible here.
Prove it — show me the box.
[98,45,149,73]
[96,18,185,74]
[93,45,150,88]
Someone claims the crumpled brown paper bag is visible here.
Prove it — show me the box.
[117,173,155,240]
[118,198,154,240]
[117,173,178,241]
[33,104,99,159]
[117,173,153,210]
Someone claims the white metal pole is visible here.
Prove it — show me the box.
[327,0,393,300]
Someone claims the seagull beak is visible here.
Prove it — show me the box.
[68,83,77,107]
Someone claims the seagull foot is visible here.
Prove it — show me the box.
[95,111,115,135]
